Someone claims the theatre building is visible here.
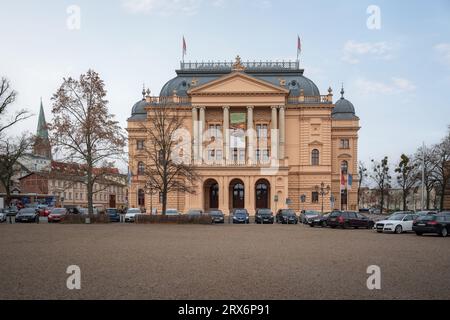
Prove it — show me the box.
[127,56,360,214]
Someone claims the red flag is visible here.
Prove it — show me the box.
[297,35,301,52]
[182,36,187,56]
[340,171,346,190]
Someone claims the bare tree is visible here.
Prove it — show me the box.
[141,104,199,215]
[358,161,368,208]
[0,77,31,136]
[49,70,126,214]
[430,131,450,210]
[0,135,32,203]
[415,144,438,209]
[371,156,391,214]
[395,154,418,211]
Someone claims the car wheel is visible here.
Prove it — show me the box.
[376,230,383,233]
[395,225,403,234]
[440,227,448,237]
[415,232,423,236]
[309,223,314,227]
[342,223,349,229]
[321,221,327,228]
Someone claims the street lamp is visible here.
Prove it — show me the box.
[315,182,330,214]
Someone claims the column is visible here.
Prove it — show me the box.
[191,107,198,163]
[222,106,230,163]
[271,106,278,160]
[199,107,205,164]
[247,106,254,165]
[279,105,285,160]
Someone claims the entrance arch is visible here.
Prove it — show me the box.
[255,179,270,209]
[204,179,219,210]
[229,178,245,209]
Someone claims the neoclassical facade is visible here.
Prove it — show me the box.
[127,57,360,214]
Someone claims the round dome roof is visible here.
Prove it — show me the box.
[332,87,357,120]
[131,99,149,115]
[332,97,355,115]
[159,73,320,97]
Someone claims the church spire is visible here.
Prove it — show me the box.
[34,99,52,159]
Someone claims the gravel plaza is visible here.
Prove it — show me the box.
[0,222,449,300]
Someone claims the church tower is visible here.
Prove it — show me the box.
[33,99,52,159]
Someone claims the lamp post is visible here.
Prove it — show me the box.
[315,182,330,214]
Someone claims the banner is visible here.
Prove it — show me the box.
[230,112,246,149]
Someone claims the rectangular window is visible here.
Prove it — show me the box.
[239,149,245,161]
[340,139,350,149]
[216,149,222,161]
[312,192,319,203]
[137,140,145,150]
[208,149,215,160]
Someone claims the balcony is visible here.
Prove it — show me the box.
[287,95,333,104]
[180,60,300,72]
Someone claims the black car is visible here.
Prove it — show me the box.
[106,208,121,222]
[208,210,225,224]
[232,209,249,224]
[309,213,330,227]
[413,213,450,237]
[326,211,374,229]
[255,208,274,224]
[5,206,19,217]
[15,208,39,223]
[276,209,298,224]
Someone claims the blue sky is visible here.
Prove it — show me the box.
[1,0,450,171]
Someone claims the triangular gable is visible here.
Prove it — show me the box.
[188,72,289,95]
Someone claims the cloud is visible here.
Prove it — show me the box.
[355,77,416,95]
[434,43,450,67]
[122,0,201,16]
[342,40,393,64]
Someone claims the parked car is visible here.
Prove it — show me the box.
[0,209,7,223]
[308,212,330,227]
[37,205,51,217]
[48,208,68,223]
[5,206,19,217]
[15,208,39,223]
[186,208,204,217]
[326,211,374,229]
[125,208,141,222]
[255,208,274,224]
[232,209,249,224]
[78,208,99,215]
[369,208,381,214]
[208,209,225,224]
[415,210,438,217]
[413,213,450,237]
[375,211,417,234]
[106,208,120,222]
[300,210,320,224]
[165,208,180,216]
[276,209,298,224]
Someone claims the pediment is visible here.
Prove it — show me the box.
[188,72,289,96]
[308,140,323,146]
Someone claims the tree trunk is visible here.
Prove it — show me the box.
[426,189,431,210]
[403,190,408,211]
[87,167,93,215]
[380,190,384,214]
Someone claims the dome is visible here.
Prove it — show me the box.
[159,73,320,97]
[129,99,149,121]
[332,87,357,120]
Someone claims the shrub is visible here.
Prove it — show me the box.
[135,214,211,224]
[61,214,110,224]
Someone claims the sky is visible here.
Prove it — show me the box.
[1,0,450,173]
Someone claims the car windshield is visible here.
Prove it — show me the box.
[304,211,319,216]
[388,213,405,221]
[107,209,117,214]
[282,210,296,216]
[52,209,65,214]
[258,209,272,214]
[20,209,35,214]
[209,211,223,216]
[235,210,247,216]
[417,215,436,221]
[127,209,140,213]
[329,211,341,217]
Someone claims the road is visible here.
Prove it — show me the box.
[0,222,449,299]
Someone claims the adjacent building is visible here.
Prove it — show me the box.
[127,56,360,214]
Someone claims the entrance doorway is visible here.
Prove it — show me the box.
[229,179,245,209]
[255,179,270,209]
[204,179,219,210]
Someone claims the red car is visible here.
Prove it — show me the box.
[38,206,51,217]
[48,208,67,223]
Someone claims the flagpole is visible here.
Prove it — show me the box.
[421,141,425,210]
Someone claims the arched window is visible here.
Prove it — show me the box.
[311,149,319,166]
[341,160,348,174]
[137,161,145,175]
[138,189,145,206]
